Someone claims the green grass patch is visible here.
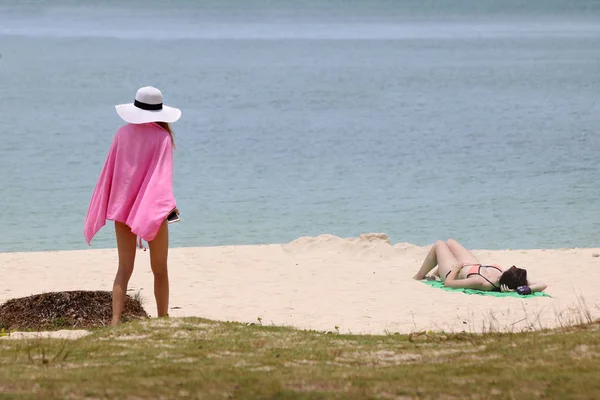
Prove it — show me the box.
[0,318,599,399]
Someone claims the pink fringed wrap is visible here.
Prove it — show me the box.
[84,123,176,245]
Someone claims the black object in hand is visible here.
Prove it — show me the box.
[167,210,180,224]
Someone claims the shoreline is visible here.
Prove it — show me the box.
[2,233,599,334]
[3,242,600,255]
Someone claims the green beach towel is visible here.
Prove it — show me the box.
[421,280,550,298]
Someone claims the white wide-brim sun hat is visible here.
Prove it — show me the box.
[115,86,181,124]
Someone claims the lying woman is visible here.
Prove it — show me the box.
[413,239,547,294]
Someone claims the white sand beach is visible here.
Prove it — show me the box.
[1,234,598,335]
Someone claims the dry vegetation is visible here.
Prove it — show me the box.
[0,291,148,330]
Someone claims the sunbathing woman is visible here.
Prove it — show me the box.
[413,239,547,294]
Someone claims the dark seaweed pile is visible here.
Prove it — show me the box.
[0,291,149,330]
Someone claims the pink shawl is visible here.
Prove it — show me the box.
[84,123,176,245]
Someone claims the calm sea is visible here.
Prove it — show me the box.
[1,0,599,252]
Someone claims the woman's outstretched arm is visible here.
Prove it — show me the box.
[528,280,548,292]
[444,263,485,289]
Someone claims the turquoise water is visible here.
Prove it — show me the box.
[1,1,599,252]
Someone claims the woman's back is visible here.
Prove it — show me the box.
[84,122,175,244]
[109,122,173,209]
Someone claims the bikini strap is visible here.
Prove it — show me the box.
[482,264,504,273]
[480,274,499,290]
[479,266,499,290]
[465,265,500,290]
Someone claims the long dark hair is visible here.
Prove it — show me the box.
[499,266,528,289]
[156,121,175,148]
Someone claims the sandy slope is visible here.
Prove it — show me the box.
[1,234,598,334]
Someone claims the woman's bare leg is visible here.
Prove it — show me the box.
[112,222,137,326]
[413,241,458,281]
[148,221,170,317]
[413,245,438,280]
[447,239,479,265]
[433,241,460,281]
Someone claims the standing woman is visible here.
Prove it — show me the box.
[84,86,181,325]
